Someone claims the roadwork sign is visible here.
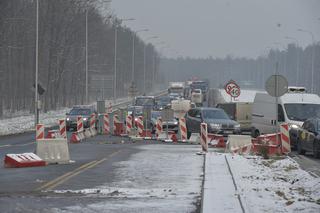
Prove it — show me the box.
[225,80,240,98]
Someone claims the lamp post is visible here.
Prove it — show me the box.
[143,36,158,93]
[35,0,39,126]
[131,29,149,83]
[113,18,134,101]
[298,29,315,92]
[285,36,300,86]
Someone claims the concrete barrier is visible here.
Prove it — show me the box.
[36,138,71,164]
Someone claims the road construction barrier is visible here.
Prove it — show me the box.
[168,131,178,142]
[59,119,67,139]
[189,133,200,144]
[36,138,71,164]
[126,115,133,135]
[36,124,45,141]
[107,102,113,113]
[208,133,225,148]
[104,113,110,134]
[137,116,144,137]
[113,114,125,136]
[89,113,97,136]
[179,118,187,142]
[280,123,291,154]
[4,153,46,168]
[226,135,252,154]
[70,132,81,143]
[156,117,163,139]
[46,130,60,139]
[77,116,83,132]
[200,123,208,152]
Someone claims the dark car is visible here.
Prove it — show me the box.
[127,105,143,126]
[150,111,179,133]
[134,96,156,110]
[66,105,97,131]
[185,107,241,139]
[297,118,320,158]
[155,96,172,110]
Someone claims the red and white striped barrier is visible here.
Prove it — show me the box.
[36,124,45,141]
[46,130,60,139]
[104,113,110,135]
[59,119,67,139]
[200,123,208,152]
[208,133,225,148]
[108,102,113,113]
[126,115,133,135]
[70,132,81,143]
[137,116,144,137]
[280,123,291,154]
[77,116,85,140]
[4,153,46,168]
[156,117,164,139]
[179,118,187,142]
[90,113,97,136]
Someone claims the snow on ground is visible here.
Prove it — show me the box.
[52,144,204,213]
[0,108,69,136]
[225,153,320,212]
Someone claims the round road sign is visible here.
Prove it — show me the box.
[265,75,288,97]
[225,80,241,98]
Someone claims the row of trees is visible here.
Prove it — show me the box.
[0,0,161,117]
[160,43,320,94]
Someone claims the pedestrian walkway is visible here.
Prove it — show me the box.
[202,152,243,213]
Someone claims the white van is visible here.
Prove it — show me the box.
[251,87,320,146]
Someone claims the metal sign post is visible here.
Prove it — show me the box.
[225,80,241,102]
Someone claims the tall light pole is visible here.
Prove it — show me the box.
[113,18,134,101]
[35,0,39,126]
[298,29,315,92]
[285,36,300,86]
[131,29,148,83]
[152,41,166,91]
[143,36,158,93]
[85,9,88,104]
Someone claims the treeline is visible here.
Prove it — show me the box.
[160,43,320,94]
[0,0,160,117]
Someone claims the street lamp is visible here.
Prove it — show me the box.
[143,36,158,93]
[285,36,300,86]
[35,0,39,126]
[131,29,148,83]
[113,18,134,101]
[298,29,315,92]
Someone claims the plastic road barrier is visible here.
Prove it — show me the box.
[36,138,70,164]
[126,115,133,135]
[104,113,110,134]
[226,135,252,154]
[156,117,163,139]
[4,153,46,168]
[36,124,45,141]
[77,116,83,132]
[200,123,208,152]
[137,116,144,137]
[280,123,291,154]
[59,119,67,139]
[179,118,187,142]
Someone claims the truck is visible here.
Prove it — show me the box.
[190,80,209,101]
[191,89,204,107]
[251,87,320,148]
[168,82,185,97]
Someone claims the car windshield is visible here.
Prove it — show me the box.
[202,109,230,120]
[284,104,320,122]
[157,97,171,105]
[69,108,91,115]
[135,98,155,106]
[151,111,162,119]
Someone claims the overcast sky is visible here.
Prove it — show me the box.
[110,0,320,59]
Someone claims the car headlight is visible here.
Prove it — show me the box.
[83,117,88,121]
[289,124,300,129]
[173,121,178,125]
[210,123,222,129]
[234,124,241,129]
[66,117,70,121]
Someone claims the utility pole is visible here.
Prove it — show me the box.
[35,0,39,126]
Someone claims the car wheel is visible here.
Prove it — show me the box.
[251,129,260,138]
[313,141,320,159]
[297,140,306,155]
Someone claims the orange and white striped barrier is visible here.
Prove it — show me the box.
[77,116,85,140]
[179,118,187,142]
[156,117,164,139]
[208,133,225,148]
[280,123,291,154]
[70,132,81,143]
[46,130,60,139]
[90,113,97,136]
[59,119,67,139]
[126,115,133,135]
[107,102,113,113]
[104,113,110,135]
[200,123,208,152]
[36,124,45,141]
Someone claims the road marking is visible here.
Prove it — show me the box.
[37,150,120,191]
[0,142,35,149]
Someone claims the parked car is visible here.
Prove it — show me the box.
[150,111,179,133]
[66,105,97,131]
[296,118,320,158]
[185,107,241,139]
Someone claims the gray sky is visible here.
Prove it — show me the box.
[110,0,320,58]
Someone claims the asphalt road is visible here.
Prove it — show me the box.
[0,131,203,213]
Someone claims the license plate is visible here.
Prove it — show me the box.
[224,130,233,134]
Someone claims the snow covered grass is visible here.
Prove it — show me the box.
[52,145,203,213]
[226,154,320,212]
[0,108,69,136]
